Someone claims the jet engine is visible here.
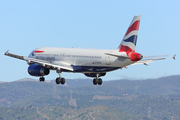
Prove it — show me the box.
[28,64,50,76]
[129,52,143,61]
[84,73,106,78]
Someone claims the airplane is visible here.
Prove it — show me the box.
[4,15,175,85]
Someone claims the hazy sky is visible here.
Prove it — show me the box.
[1,0,179,82]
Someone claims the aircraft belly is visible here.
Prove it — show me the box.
[61,65,121,73]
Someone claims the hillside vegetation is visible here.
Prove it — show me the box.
[0,75,180,119]
[0,106,140,120]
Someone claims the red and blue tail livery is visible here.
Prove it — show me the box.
[118,15,141,54]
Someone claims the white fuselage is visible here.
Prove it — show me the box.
[29,47,134,73]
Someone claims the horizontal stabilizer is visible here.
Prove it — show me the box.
[105,52,129,58]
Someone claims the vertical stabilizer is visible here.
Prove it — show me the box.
[118,15,141,54]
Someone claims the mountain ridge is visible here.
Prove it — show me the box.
[0,74,180,119]
[7,74,180,88]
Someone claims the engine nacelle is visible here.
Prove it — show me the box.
[84,73,106,78]
[129,52,143,61]
[28,64,50,76]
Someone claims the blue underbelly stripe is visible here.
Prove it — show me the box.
[61,66,121,73]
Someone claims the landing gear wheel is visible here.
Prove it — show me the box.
[39,77,45,82]
[56,77,65,85]
[93,78,103,85]
[98,78,102,85]
[56,77,61,84]
[61,78,65,84]
[93,78,98,85]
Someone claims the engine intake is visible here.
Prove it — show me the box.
[28,64,50,76]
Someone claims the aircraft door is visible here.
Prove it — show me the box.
[105,55,111,65]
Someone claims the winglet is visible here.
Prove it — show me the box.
[173,54,176,60]
[4,50,9,55]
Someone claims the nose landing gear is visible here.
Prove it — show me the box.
[39,76,45,82]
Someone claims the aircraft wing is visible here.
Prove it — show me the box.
[132,55,176,66]
[24,57,73,71]
[4,50,73,71]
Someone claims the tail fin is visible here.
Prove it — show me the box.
[118,15,141,54]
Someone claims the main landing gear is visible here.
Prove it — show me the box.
[93,74,103,85]
[55,70,65,85]
[39,72,103,85]
[56,77,65,84]
[39,70,66,85]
